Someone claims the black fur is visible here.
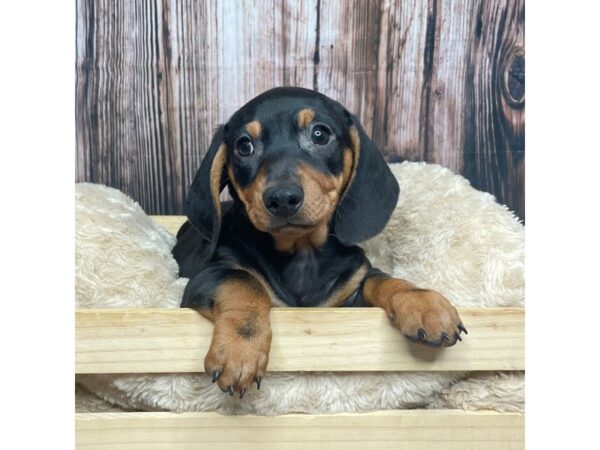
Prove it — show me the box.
[175,201,369,307]
[334,114,400,245]
[174,87,398,308]
[184,126,227,259]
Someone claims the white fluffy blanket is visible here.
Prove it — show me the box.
[75,162,524,414]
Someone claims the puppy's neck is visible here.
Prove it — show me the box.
[271,224,329,253]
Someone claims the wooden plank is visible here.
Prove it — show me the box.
[424,0,476,172]
[213,0,317,114]
[317,0,430,163]
[462,0,525,220]
[76,307,524,374]
[75,410,524,450]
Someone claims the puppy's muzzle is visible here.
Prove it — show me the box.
[263,184,304,218]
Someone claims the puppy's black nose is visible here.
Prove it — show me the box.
[263,185,304,217]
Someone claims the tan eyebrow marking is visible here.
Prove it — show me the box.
[245,120,262,139]
[297,108,316,128]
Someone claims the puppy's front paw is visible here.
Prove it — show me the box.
[387,289,466,347]
[204,315,272,398]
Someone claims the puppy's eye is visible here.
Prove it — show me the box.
[311,125,331,145]
[235,137,254,157]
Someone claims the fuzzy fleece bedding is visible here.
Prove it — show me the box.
[75,161,524,414]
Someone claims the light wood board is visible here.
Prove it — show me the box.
[76,307,524,374]
[75,410,524,450]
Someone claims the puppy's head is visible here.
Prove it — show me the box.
[186,87,399,253]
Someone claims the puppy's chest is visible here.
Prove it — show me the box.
[275,249,345,306]
[280,250,319,297]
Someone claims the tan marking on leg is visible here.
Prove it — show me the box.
[232,266,289,308]
[204,276,272,395]
[362,276,415,310]
[297,108,315,128]
[363,276,464,347]
[245,120,262,140]
[321,264,368,307]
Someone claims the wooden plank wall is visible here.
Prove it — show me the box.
[76,0,524,219]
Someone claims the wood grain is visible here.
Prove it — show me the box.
[75,307,524,374]
[75,410,524,450]
[462,0,525,220]
[76,0,525,219]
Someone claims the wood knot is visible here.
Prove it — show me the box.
[502,49,525,108]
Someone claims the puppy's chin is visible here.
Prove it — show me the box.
[243,202,337,251]
[269,223,317,238]
[268,222,330,252]
[244,211,316,237]
[249,210,316,234]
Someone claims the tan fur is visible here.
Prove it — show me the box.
[296,163,343,224]
[245,120,262,139]
[210,145,228,223]
[297,108,315,128]
[337,126,361,203]
[270,163,345,252]
[229,159,348,252]
[271,148,354,252]
[228,167,273,232]
[204,278,272,393]
[341,148,354,193]
[271,226,330,253]
[234,266,289,308]
[321,264,368,307]
[362,277,416,307]
[363,277,462,345]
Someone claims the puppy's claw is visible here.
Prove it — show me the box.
[458,323,468,335]
[256,377,262,390]
[441,332,450,342]
[240,388,246,399]
[455,332,462,342]
[417,328,427,341]
[211,371,220,383]
[228,386,234,396]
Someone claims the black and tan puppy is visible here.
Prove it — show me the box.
[173,87,466,398]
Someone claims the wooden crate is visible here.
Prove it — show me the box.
[75,216,525,448]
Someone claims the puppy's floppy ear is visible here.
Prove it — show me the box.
[334,114,399,245]
[185,126,228,256]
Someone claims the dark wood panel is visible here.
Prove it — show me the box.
[76,0,524,219]
[462,0,525,220]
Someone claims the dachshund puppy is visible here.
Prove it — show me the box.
[173,87,466,398]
